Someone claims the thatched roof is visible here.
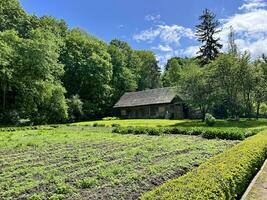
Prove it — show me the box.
[113,87,180,108]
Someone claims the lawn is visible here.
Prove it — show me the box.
[71,118,267,130]
[0,126,237,200]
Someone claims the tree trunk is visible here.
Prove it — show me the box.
[256,102,260,120]
[2,81,6,110]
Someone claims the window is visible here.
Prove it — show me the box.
[159,106,165,113]
[150,106,158,116]
[121,109,126,116]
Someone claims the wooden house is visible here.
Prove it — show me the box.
[113,87,191,119]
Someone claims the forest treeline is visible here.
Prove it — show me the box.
[0,0,162,124]
[1,1,267,125]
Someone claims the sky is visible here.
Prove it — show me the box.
[19,0,267,67]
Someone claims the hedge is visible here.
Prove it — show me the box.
[141,130,267,200]
[0,125,60,132]
[112,126,262,140]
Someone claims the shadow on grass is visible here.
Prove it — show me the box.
[168,118,267,129]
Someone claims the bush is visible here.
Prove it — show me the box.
[92,123,105,127]
[205,113,216,126]
[0,110,20,125]
[67,95,84,122]
[111,123,121,128]
[112,126,262,140]
[102,117,120,121]
[141,130,267,200]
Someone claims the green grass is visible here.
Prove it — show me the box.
[70,118,267,130]
[0,126,237,200]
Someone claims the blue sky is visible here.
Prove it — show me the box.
[19,0,267,66]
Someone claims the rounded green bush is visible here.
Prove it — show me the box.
[205,113,216,126]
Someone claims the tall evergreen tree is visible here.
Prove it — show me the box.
[196,9,222,65]
[228,26,238,57]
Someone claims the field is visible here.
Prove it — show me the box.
[0,126,237,200]
[71,118,267,130]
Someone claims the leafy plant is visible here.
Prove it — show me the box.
[205,113,216,126]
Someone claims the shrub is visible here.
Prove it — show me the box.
[141,130,267,200]
[77,177,98,189]
[112,126,260,140]
[92,123,106,127]
[28,194,43,200]
[111,123,121,128]
[67,95,84,122]
[102,117,120,121]
[205,113,216,126]
[0,110,20,125]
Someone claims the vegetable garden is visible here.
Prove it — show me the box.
[1,119,267,199]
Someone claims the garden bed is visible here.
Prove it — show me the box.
[0,126,237,199]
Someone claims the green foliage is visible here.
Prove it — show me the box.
[135,50,161,90]
[102,116,120,121]
[141,130,267,200]
[67,95,84,122]
[180,63,214,119]
[112,126,262,140]
[28,194,43,200]
[77,177,98,189]
[162,57,195,87]
[0,126,236,199]
[0,29,68,124]
[0,0,28,34]
[108,40,138,103]
[60,29,112,119]
[196,9,222,64]
[205,113,216,126]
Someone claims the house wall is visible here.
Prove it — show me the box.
[120,103,185,119]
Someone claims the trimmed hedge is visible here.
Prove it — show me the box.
[0,125,60,132]
[141,130,267,200]
[112,126,262,140]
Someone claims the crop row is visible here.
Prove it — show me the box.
[0,128,236,200]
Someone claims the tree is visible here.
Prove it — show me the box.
[67,95,84,122]
[228,26,238,57]
[0,0,28,34]
[135,50,161,90]
[108,42,137,103]
[253,57,267,119]
[28,15,68,38]
[0,30,19,112]
[60,29,112,118]
[180,63,214,120]
[0,29,68,124]
[162,57,196,87]
[196,9,222,65]
[17,29,68,123]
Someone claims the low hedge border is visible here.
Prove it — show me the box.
[112,126,263,140]
[0,125,60,132]
[141,130,267,200]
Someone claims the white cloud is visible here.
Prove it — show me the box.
[133,25,194,45]
[219,0,267,58]
[238,0,266,11]
[181,45,200,57]
[153,44,173,52]
[145,14,161,22]
[117,24,124,29]
[134,0,267,67]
